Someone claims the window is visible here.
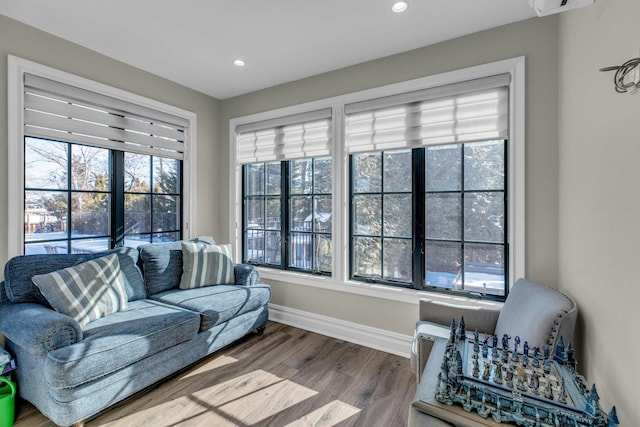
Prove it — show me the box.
[231,57,525,301]
[425,141,506,296]
[9,56,195,256]
[243,157,332,273]
[237,110,333,274]
[351,150,413,283]
[346,75,510,297]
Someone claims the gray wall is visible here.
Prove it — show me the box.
[220,16,561,335]
[559,0,639,424]
[0,15,222,272]
[1,7,632,424]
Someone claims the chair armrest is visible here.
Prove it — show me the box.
[419,298,502,335]
[0,302,82,358]
[411,322,451,382]
[234,264,261,286]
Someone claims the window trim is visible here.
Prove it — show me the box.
[8,55,198,257]
[230,56,525,304]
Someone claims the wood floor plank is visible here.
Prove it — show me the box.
[13,322,416,427]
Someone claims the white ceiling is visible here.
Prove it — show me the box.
[0,0,536,99]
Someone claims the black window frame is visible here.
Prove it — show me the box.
[23,136,183,254]
[349,140,509,301]
[242,158,332,275]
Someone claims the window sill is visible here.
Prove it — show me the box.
[258,267,505,309]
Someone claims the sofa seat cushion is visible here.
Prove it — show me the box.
[45,299,200,389]
[151,284,271,331]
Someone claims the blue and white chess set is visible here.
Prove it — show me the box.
[436,317,618,427]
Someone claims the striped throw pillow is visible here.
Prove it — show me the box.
[32,253,128,328]
[180,242,235,289]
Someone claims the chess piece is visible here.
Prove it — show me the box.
[533,347,540,368]
[455,316,466,342]
[492,334,498,348]
[502,334,510,349]
[516,367,527,391]
[494,361,503,384]
[482,362,491,381]
[530,371,539,394]
[585,384,602,419]
[512,336,520,362]
[558,378,567,403]
[472,358,480,378]
[607,406,620,427]
[523,341,529,357]
[544,344,550,359]
[567,343,577,370]
[505,366,514,388]
[544,380,553,400]
[474,329,479,343]
[482,338,489,358]
[555,336,567,362]
[449,319,456,343]
[543,357,551,374]
[455,351,463,375]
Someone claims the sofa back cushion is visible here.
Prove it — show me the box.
[494,278,577,351]
[3,247,146,304]
[138,236,215,295]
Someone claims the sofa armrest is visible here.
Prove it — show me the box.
[234,264,261,286]
[419,298,502,335]
[0,302,82,358]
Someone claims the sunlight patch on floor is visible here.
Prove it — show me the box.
[195,369,318,424]
[99,369,318,426]
[180,355,238,379]
[283,400,362,427]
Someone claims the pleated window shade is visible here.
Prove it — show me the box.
[345,74,510,153]
[236,108,332,164]
[24,74,188,160]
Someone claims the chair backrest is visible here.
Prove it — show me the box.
[494,278,577,352]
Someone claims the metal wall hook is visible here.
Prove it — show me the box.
[599,57,640,94]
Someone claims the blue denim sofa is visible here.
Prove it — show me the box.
[0,238,270,426]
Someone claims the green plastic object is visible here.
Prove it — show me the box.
[0,377,16,427]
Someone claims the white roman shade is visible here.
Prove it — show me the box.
[24,74,188,160]
[345,74,510,153]
[236,108,332,164]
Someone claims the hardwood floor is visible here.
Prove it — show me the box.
[13,322,417,427]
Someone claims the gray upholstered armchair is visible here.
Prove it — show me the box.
[411,278,578,383]
[408,278,578,426]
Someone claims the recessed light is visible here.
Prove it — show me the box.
[392,1,408,13]
[233,59,246,67]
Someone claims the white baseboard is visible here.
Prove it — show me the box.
[268,303,412,358]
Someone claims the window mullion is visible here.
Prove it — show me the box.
[66,144,72,253]
[460,144,466,291]
[281,161,289,269]
[111,151,125,248]
[413,148,426,290]
[380,153,385,280]
[503,139,509,295]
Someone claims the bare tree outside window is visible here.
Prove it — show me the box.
[24,136,182,254]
